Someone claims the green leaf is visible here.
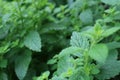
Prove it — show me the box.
[51,75,67,80]
[59,47,82,58]
[2,13,11,23]
[90,64,100,75]
[89,44,108,64]
[101,0,120,5]
[79,9,93,24]
[37,0,47,8]
[96,49,120,80]
[69,69,90,80]
[40,23,66,33]
[57,56,74,75]
[70,0,85,17]
[24,31,41,52]
[33,71,50,80]
[15,50,32,80]
[106,42,120,49]
[94,22,103,37]
[70,32,89,50]
[23,69,36,80]
[42,71,50,78]
[0,43,10,55]
[0,25,9,40]
[102,27,120,37]
[47,59,57,65]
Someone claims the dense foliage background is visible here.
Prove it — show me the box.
[0,0,120,80]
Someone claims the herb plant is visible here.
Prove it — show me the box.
[0,0,120,80]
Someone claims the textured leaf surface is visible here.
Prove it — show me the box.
[101,0,120,5]
[89,44,108,63]
[0,43,10,55]
[51,75,67,80]
[24,31,41,52]
[70,32,89,49]
[96,50,120,80]
[15,50,32,80]
[106,42,120,49]
[69,69,90,80]
[0,25,9,40]
[102,27,120,37]
[40,23,66,33]
[79,9,93,24]
[57,56,74,75]
[59,47,82,58]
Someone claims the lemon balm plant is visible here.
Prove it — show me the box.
[1,0,120,80]
[34,21,120,80]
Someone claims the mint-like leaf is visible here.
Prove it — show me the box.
[102,27,120,37]
[89,44,108,64]
[96,49,120,79]
[24,31,41,52]
[15,50,32,80]
[70,32,89,50]
[59,47,82,58]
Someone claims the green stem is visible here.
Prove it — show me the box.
[83,51,90,75]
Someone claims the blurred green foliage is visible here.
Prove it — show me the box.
[0,0,120,80]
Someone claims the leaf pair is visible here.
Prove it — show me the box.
[15,30,41,80]
[71,31,108,64]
